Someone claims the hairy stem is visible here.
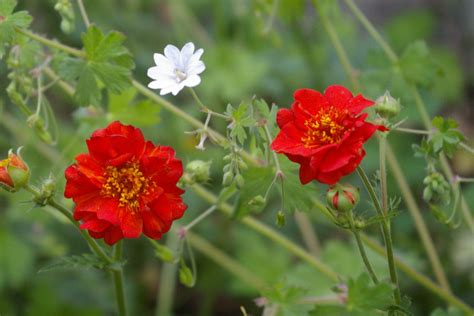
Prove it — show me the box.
[77,0,91,28]
[348,209,379,284]
[356,167,401,305]
[112,242,127,316]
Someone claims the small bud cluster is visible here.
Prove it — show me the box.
[423,172,451,205]
[185,160,211,185]
[54,0,75,34]
[222,150,247,189]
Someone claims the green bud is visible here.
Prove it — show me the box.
[235,174,245,189]
[154,244,174,263]
[248,195,266,213]
[179,264,194,288]
[276,210,286,227]
[237,160,248,170]
[222,171,234,186]
[423,172,450,205]
[375,91,401,119]
[326,183,360,213]
[185,160,211,184]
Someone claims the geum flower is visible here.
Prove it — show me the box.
[271,85,387,185]
[147,42,205,96]
[64,121,187,245]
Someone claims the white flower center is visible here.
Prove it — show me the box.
[174,68,187,82]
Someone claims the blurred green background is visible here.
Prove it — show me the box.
[0,0,473,315]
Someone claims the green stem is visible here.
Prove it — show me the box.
[360,233,473,314]
[15,28,85,57]
[190,184,340,281]
[313,0,358,90]
[343,0,473,232]
[356,166,401,305]
[23,184,112,264]
[77,0,91,28]
[188,87,207,110]
[187,231,268,290]
[183,205,217,231]
[385,145,452,293]
[155,233,180,316]
[112,242,127,316]
[348,209,379,284]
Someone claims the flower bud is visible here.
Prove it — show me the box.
[275,210,286,227]
[185,160,211,184]
[326,184,360,213]
[423,172,450,205]
[0,150,29,192]
[375,91,401,119]
[248,195,266,213]
[222,171,234,186]
[235,174,245,189]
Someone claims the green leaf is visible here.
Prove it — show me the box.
[430,116,465,157]
[57,25,134,106]
[263,282,315,316]
[430,307,464,316]
[280,159,317,213]
[234,166,274,219]
[398,40,440,87]
[108,88,160,126]
[347,273,393,312]
[227,102,256,144]
[38,254,109,272]
[0,0,32,57]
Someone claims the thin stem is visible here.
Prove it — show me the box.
[183,205,217,231]
[294,211,321,257]
[23,184,112,264]
[456,177,474,183]
[77,0,91,28]
[15,28,84,57]
[356,166,401,305]
[189,87,207,110]
[386,145,453,292]
[348,209,379,284]
[393,127,431,135]
[379,136,389,215]
[190,183,340,281]
[155,233,180,316]
[313,0,359,90]
[343,0,473,231]
[343,0,398,63]
[112,243,127,316]
[187,231,268,290]
[35,74,43,116]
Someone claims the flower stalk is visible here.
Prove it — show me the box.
[112,242,127,316]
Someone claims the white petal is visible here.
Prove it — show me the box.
[160,86,175,95]
[153,53,175,72]
[187,60,206,76]
[180,42,195,63]
[148,78,176,89]
[171,82,185,95]
[148,80,163,90]
[147,66,166,79]
[182,74,201,88]
[164,45,181,65]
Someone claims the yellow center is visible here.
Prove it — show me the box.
[101,161,153,210]
[301,107,346,147]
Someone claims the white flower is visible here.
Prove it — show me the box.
[147,42,205,96]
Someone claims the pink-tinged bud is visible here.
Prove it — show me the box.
[326,184,360,213]
[0,150,30,192]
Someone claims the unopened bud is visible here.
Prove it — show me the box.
[222,171,234,186]
[235,174,245,189]
[423,172,450,205]
[248,195,266,213]
[276,210,286,227]
[375,91,401,119]
[185,160,211,184]
[326,184,360,213]
[0,149,29,192]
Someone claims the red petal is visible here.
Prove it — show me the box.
[119,208,143,238]
[103,226,124,245]
[276,108,294,128]
[324,85,353,109]
[64,165,101,198]
[80,218,110,232]
[142,210,165,240]
[294,89,327,113]
[349,94,374,114]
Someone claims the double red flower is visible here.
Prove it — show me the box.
[65,121,187,245]
[271,85,387,185]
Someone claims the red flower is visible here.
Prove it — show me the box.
[271,85,387,185]
[64,121,187,245]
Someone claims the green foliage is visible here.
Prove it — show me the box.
[430,116,465,157]
[347,273,393,312]
[398,40,441,87]
[0,230,34,289]
[38,254,111,273]
[430,307,464,316]
[226,102,256,145]
[281,160,317,213]
[0,0,32,58]
[234,166,273,218]
[107,88,160,126]
[58,25,134,106]
[262,283,315,316]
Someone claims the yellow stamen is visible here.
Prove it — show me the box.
[301,107,346,147]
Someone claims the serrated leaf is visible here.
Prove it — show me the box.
[263,282,314,316]
[38,254,109,273]
[57,25,134,106]
[0,0,32,57]
[347,273,393,312]
[234,166,274,219]
[280,159,316,213]
[398,40,440,87]
[429,116,464,157]
[228,102,256,144]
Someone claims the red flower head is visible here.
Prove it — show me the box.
[64,121,187,245]
[271,85,387,185]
